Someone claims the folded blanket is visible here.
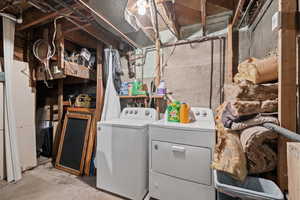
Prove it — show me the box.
[240,126,278,174]
[221,102,278,130]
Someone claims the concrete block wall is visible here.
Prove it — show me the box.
[162,40,224,110]
[238,0,278,62]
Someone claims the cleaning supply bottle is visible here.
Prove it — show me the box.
[167,101,181,122]
[156,80,166,96]
[180,103,190,123]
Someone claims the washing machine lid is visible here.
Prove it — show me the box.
[150,120,215,131]
[99,119,152,129]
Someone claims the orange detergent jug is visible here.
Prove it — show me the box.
[180,103,190,123]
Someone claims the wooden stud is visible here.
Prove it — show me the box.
[56,23,64,70]
[154,39,161,87]
[226,23,233,84]
[64,18,118,48]
[201,0,207,33]
[84,43,104,176]
[16,5,79,31]
[278,0,297,191]
[232,0,246,27]
[53,79,64,158]
[287,143,300,199]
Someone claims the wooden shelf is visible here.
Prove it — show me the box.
[64,61,96,81]
[119,95,148,99]
[35,61,96,81]
[119,95,165,99]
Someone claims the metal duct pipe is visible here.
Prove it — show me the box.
[75,0,141,48]
[263,123,300,142]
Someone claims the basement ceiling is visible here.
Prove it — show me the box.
[87,0,154,47]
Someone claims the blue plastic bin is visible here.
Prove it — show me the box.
[214,170,284,200]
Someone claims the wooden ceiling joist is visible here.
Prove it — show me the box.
[232,0,246,26]
[65,17,118,48]
[207,0,236,11]
[17,5,78,31]
[159,1,180,38]
[64,30,98,49]
[201,0,207,29]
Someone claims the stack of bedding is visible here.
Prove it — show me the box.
[212,80,279,182]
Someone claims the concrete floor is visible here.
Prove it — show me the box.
[0,163,123,200]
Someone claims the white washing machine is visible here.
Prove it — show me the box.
[96,108,157,200]
[149,107,216,200]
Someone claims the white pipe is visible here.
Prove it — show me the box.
[0,12,22,24]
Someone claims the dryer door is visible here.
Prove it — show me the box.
[151,140,212,185]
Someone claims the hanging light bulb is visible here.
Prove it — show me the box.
[137,0,147,15]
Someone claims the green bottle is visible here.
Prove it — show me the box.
[167,101,181,122]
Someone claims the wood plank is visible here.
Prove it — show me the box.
[278,0,297,191]
[17,6,76,31]
[53,79,64,158]
[287,142,300,200]
[64,61,96,81]
[160,2,179,38]
[64,30,98,49]
[206,0,236,10]
[84,43,104,176]
[65,18,118,48]
[56,23,64,70]
[201,0,207,32]
[226,23,233,84]
[3,17,22,182]
[232,0,246,26]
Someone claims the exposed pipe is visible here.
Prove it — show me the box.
[209,40,214,108]
[75,0,141,48]
[28,0,49,13]
[263,123,300,142]
[162,36,225,48]
[0,12,22,23]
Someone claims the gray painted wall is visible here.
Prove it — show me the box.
[238,0,278,62]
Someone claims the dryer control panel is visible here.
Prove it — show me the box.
[191,107,214,122]
[120,108,158,121]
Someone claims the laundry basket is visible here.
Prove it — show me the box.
[214,170,284,200]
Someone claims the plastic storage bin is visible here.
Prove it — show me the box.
[214,170,284,200]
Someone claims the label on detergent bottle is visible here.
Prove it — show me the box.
[167,101,180,122]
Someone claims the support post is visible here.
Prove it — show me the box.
[226,23,233,84]
[278,0,297,191]
[53,24,65,158]
[84,43,104,176]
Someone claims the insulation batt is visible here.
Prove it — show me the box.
[212,103,248,182]
[234,56,278,84]
[225,80,278,101]
[240,126,278,174]
[230,99,278,117]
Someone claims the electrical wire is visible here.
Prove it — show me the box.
[33,16,62,86]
